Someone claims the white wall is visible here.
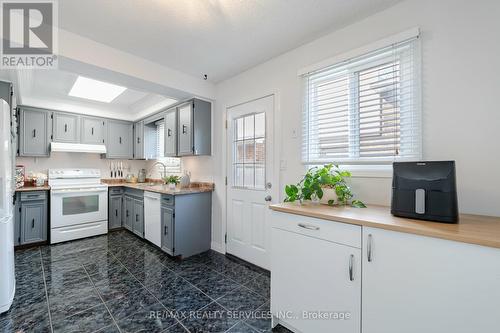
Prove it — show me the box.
[201,0,500,252]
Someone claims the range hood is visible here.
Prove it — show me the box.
[51,142,107,154]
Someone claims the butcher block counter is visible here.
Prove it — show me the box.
[270,202,500,249]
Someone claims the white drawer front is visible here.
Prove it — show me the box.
[270,209,361,248]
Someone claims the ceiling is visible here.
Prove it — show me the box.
[59,0,401,83]
[11,69,177,121]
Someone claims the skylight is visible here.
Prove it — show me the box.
[69,76,127,103]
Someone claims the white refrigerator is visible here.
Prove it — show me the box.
[0,99,15,313]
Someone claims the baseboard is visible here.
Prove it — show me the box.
[211,241,225,254]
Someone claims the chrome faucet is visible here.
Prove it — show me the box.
[150,161,168,179]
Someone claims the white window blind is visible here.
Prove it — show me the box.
[302,37,421,164]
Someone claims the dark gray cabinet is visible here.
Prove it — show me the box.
[160,192,211,258]
[18,107,50,157]
[177,99,211,156]
[164,108,177,157]
[108,187,123,230]
[82,117,106,144]
[14,191,48,246]
[53,112,80,143]
[133,121,144,159]
[106,120,133,159]
[123,188,144,237]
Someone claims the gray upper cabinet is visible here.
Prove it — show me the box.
[53,112,80,143]
[18,107,50,157]
[81,117,106,144]
[106,120,133,159]
[177,102,193,156]
[164,108,177,157]
[177,99,211,156]
[133,121,144,159]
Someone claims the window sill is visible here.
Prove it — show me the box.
[339,165,393,178]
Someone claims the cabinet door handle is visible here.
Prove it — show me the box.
[136,214,138,222]
[164,225,167,235]
[92,127,94,135]
[298,223,319,231]
[182,125,187,134]
[137,137,140,144]
[126,210,129,217]
[119,137,122,144]
[64,124,68,132]
[367,234,373,262]
[33,129,36,138]
[349,254,354,281]
[167,128,172,137]
[115,209,118,217]
[32,218,35,228]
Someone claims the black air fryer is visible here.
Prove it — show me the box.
[391,161,459,223]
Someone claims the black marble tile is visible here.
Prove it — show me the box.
[217,286,267,313]
[95,324,121,333]
[220,263,263,285]
[244,302,272,332]
[46,275,94,298]
[227,321,259,333]
[84,255,124,277]
[49,289,103,321]
[15,271,46,296]
[95,275,143,302]
[0,307,51,333]
[7,288,47,317]
[181,268,240,300]
[52,304,114,333]
[115,303,178,333]
[271,324,294,332]
[44,264,88,286]
[148,277,212,313]
[89,265,133,284]
[128,263,177,288]
[181,302,239,333]
[244,274,270,299]
[106,287,159,321]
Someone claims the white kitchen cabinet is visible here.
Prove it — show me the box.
[362,227,500,333]
[271,211,361,333]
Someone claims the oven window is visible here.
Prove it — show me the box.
[62,195,99,215]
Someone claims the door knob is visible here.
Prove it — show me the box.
[264,195,272,202]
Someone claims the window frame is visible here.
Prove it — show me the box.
[302,35,421,166]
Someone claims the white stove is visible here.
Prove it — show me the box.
[49,169,108,244]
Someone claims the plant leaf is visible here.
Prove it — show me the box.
[351,200,367,208]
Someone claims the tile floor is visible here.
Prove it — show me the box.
[1,231,293,333]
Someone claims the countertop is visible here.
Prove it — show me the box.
[15,185,50,192]
[103,180,214,196]
[270,202,500,249]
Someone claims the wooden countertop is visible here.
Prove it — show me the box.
[15,185,50,192]
[270,202,500,249]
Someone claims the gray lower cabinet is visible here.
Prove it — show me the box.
[133,199,144,237]
[124,196,134,231]
[52,112,80,143]
[164,108,177,157]
[161,206,174,254]
[18,107,51,157]
[160,192,211,258]
[177,99,211,156]
[82,117,106,144]
[109,196,122,230]
[14,191,48,246]
[107,120,133,159]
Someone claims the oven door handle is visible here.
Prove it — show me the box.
[51,187,108,194]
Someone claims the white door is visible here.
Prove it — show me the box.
[226,95,275,269]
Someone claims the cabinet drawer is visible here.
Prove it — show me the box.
[109,187,124,195]
[270,210,361,248]
[161,195,174,206]
[20,191,47,202]
[124,188,143,199]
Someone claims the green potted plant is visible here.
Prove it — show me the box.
[284,164,366,208]
[163,175,180,190]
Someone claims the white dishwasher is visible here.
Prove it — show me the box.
[144,191,161,247]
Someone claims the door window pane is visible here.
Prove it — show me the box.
[63,195,99,215]
[232,112,266,189]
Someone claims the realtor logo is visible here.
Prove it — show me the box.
[1,0,58,68]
